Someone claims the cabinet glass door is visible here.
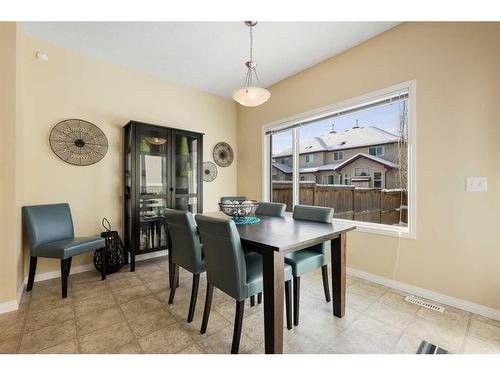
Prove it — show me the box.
[173,132,200,213]
[138,127,169,252]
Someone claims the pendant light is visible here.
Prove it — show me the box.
[232,21,271,107]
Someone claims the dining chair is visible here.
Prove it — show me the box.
[22,203,106,299]
[255,201,286,217]
[285,204,334,326]
[250,201,287,306]
[195,214,293,354]
[164,209,205,323]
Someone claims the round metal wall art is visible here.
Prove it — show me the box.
[202,161,218,182]
[49,119,108,166]
[212,142,234,167]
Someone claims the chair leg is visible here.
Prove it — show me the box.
[187,273,200,323]
[168,250,174,288]
[66,257,72,277]
[231,300,245,354]
[200,283,214,334]
[293,276,300,326]
[285,280,292,330]
[168,264,178,304]
[61,259,70,299]
[250,295,255,307]
[321,265,331,302]
[27,257,37,292]
[100,247,107,280]
[257,292,262,304]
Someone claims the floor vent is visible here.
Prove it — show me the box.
[404,295,445,313]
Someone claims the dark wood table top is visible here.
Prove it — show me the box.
[202,212,356,253]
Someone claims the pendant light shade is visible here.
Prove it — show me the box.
[232,86,271,107]
[233,22,270,107]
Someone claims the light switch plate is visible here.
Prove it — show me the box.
[466,177,487,192]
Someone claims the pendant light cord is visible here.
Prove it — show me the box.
[249,25,253,63]
[242,22,262,90]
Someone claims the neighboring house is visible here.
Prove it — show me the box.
[272,125,401,189]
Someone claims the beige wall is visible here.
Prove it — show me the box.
[21,35,237,278]
[0,23,24,305]
[238,23,500,309]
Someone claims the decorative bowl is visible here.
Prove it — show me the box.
[219,199,258,221]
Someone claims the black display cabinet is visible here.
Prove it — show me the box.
[124,121,203,271]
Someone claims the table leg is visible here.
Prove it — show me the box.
[331,233,346,318]
[262,250,285,354]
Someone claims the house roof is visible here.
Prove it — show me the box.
[334,152,398,170]
[273,162,342,174]
[274,126,399,157]
[272,153,397,175]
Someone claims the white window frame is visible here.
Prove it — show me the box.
[333,151,344,161]
[355,167,370,177]
[305,154,314,164]
[369,145,385,157]
[344,173,352,185]
[373,172,383,188]
[262,80,417,239]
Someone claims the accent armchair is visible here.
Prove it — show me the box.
[22,203,106,298]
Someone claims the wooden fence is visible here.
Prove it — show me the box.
[272,182,407,226]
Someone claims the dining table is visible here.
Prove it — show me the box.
[204,211,356,354]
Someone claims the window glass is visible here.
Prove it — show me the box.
[355,167,370,177]
[268,88,410,229]
[271,129,293,211]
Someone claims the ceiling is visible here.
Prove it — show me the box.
[22,22,399,99]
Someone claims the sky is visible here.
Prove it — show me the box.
[272,100,407,155]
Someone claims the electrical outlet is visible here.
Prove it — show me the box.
[466,177,487,192]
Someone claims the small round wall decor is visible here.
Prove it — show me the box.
[202,161,218,182]
[212,142,234,167]
[49,119,108,166]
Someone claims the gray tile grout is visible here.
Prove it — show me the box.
[459,314,473,353]
[68,277,80,354]
[15,287,31,353]
[107,269,147,354]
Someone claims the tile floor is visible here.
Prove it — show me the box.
[1,256,499,354]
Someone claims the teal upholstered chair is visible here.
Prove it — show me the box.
[195,214,293,354]
[164,209,205,323]
[285,205,334,326]
[22,203,106,299]
[250,201,287,306]
[255,202,286,217]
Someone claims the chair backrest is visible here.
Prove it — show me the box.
[293,205,334,223]
[255,202,286,217]
[164,209,204,274]
[220,196,247,202]
[195,214,247,300]
[22,203,74,253]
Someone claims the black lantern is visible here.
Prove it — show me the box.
[93,218,127,274]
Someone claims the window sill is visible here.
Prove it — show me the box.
[333,218,415,239]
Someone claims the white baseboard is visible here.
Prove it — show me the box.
[0,299,19,314]
[347,267,500,322]
[0,280,26,314]
[21,250,168,286]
